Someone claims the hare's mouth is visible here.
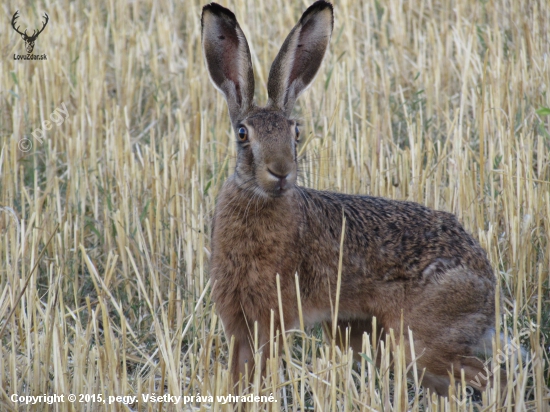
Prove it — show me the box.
[259,168,296,197]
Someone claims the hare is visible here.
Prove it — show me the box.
[202,1,501,397]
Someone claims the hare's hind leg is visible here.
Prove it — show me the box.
[452,356,507,394]
[403,338,507,398]
[400,264,498,397]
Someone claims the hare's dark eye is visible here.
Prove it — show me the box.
[237,126,248,141]
[295,125,300,141]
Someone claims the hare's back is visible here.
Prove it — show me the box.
[300,188,494,282]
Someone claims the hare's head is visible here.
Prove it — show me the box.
[202,1,333,198]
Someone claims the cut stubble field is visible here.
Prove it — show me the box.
[1,0,549,410]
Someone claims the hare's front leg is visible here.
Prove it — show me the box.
[216,295,279,388]
[226,319,254,387]
[222,313,278,389]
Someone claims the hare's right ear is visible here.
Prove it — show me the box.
[202,3,255,122]
[267,1,333,115]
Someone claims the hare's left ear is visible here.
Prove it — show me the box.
[267,1,333,115]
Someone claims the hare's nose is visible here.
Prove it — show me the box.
[267,168,290,189]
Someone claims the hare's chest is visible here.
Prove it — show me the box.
[211,184,303,287]
[214,216,299,268]
[210,214,302,315]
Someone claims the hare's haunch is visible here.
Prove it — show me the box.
[202,1,501,396]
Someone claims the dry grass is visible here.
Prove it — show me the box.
[1,0,550,410]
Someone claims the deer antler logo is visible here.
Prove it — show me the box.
[11,11,49,54]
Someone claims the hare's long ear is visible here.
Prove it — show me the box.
[202,3,255,122]
[267,1,333,115]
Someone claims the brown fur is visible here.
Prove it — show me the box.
[202,1,500,397]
